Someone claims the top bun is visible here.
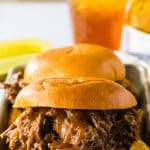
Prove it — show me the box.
[14,78,137,110]
[24,44,125,83]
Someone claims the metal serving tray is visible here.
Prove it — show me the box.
[0,53,150,149]
[0,65,24,149]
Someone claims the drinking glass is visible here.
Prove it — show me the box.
[69,0,128,50]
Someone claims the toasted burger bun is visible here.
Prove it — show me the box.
[24,44,125,83]
[14,78,137,110]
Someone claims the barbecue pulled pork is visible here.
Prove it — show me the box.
[0,108,143,150]
[0,70,26,104]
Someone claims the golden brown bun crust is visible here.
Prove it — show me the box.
[14,78,137,110]
[24,44,125,83]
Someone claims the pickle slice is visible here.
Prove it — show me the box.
[130,140,149,150]
[8,109,22,125]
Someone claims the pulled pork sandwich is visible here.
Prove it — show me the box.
[0,44,132,130]
[0,78,144,150]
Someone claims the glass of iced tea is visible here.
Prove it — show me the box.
[69,0,128,50]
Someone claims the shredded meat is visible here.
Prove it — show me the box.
[0,107,141,150]
[0,70,26,104]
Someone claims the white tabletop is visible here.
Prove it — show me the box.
[0,2,73,48]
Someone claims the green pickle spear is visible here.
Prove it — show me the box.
[0,38,51,80]
[0,38,50,58]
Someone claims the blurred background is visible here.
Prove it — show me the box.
[0,0,72,47]
[0,0,150,55]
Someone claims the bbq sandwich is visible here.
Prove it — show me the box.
[0,78,144,150]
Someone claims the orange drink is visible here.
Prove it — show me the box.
[69,0,128,50]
